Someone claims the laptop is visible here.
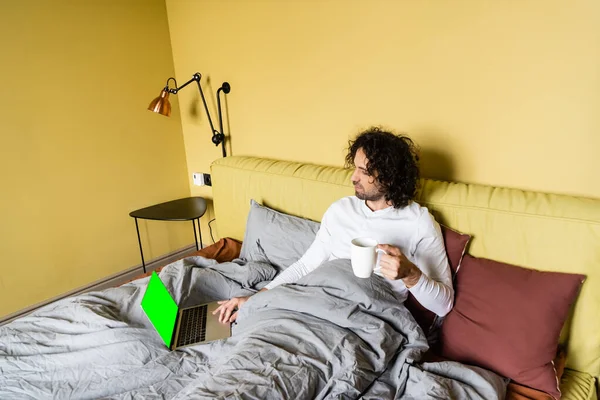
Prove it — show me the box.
[141,271,231,350]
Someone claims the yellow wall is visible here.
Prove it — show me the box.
[5,0,596,319]
[0,1,192,318]
[166,0,600,241]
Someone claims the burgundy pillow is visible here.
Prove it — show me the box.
[405,225,470,334]
[439,254,585,399]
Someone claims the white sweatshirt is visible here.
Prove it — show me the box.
[264,196,454,317]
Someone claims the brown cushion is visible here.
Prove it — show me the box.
[439,254,585,399]
[505,383,554,400]
[123,238,242,284]
[404,225,470,334]
[187,237,242,263]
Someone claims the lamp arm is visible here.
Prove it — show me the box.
[193,79,219,140]
[166,72,229,157]
[216,87,226,158]
[217,88,225,141]
[169,74,198,94]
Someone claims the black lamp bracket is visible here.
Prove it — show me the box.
[212,131,225,146]
[164,73,230,157]
[165,77,178,92]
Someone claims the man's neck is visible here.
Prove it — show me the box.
[365,198,393,211]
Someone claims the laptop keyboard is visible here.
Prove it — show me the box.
[178,305,208,346]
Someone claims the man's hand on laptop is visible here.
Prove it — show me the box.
[213,288,268,323]
[213,296,250,323]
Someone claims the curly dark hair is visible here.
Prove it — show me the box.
[345,127,420,209]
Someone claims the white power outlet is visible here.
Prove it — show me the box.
[192,172,212,186]
[192,172,205,186]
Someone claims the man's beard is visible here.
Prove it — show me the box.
[354,187,385,202]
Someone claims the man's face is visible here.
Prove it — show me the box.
[351,148,385,202]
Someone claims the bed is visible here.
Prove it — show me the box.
[1,155,598,400]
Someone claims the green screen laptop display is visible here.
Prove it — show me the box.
[141,272,178,347]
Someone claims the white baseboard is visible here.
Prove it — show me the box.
[0,244,199,326]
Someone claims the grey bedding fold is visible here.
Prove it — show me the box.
[0,257,507,399]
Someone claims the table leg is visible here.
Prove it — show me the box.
[197,218,203,249]
[192,219,199,251]
[134,217,146,273]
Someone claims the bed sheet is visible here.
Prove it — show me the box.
[0,257,507,399]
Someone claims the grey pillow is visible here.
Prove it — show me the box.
[239,200,320,271]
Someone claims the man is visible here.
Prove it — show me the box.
[214,127,453,323]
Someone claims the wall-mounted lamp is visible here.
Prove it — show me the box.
[148,72,231,157]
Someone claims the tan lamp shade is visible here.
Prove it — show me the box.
[148,89,171,116]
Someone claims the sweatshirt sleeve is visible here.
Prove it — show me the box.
[264,208,333,290]
[408,220,454,317]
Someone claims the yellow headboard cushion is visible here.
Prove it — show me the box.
[211,156,600,377]
[212,157,354,241]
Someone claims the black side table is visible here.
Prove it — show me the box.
[129,197,207,273]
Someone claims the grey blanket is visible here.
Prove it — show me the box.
[0,257,507,399]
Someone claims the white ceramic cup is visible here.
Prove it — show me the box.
[350,237,387,278]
